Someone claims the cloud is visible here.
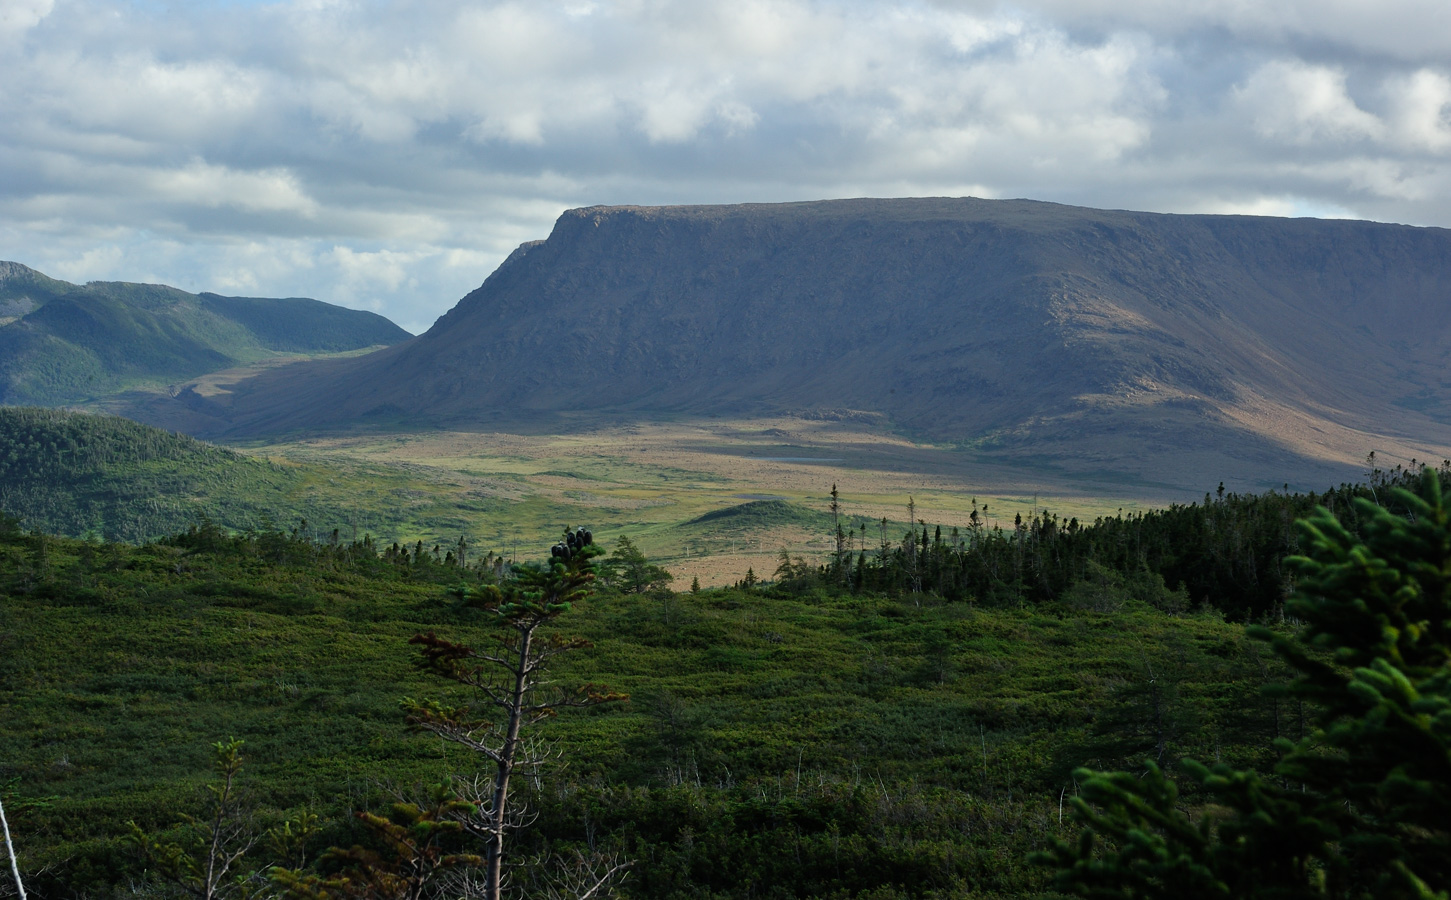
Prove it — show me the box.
[2,0,1450,331]
[0,0,53,41]
[150,161,319,218]
[1234,61,1382,145]
[1386,69,1451,153]
[936,0,1451,63]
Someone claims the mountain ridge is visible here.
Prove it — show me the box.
[127,198,1451,490]
[0,261,412,406]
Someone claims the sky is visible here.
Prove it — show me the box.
[2,0,1450,333]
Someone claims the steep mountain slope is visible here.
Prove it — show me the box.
[166,198,1451,488]
[0,262,411,405]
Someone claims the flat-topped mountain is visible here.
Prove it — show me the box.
[0,261,411,406]
[152,198,1451,489]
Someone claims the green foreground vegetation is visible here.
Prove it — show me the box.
[1,461,1448,898]
[1042,471,1451,898]
[0,524,1273,899]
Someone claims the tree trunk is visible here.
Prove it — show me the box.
[486,626,533,900]
[0,796,27,900]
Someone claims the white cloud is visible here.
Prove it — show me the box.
[45,244,123,284]
[634,77,735,143]
[1192,195,1361,219]
[150,161,319,218]
[465,110,547,146]
[25,53,268,146]
[1385,69,1451,153]
[0,0,52,41]
[1235,61,1383,145]
[329,246,420,297]
[2,0,1451,330]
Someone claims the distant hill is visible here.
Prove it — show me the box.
[0,261,411,406]
[0,407,389,542]
[140,199,1451,490]
[685,499,832,533]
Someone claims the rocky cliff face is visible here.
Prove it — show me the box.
[176,198,1451,488]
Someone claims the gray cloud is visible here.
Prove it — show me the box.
[2,0,1449,331]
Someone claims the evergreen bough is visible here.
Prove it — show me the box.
[1040,468,1451,899]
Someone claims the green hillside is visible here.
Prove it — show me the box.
[0,260,75,320]
[198,293,408,353]
[0,408,587,550]
[0,408,381,542]
[685,498,830,531]
[0,262,410,405]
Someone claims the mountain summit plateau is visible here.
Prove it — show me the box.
[139,198,1451,489]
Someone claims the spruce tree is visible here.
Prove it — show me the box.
[1040,468,1451,899]
[401,547,626,900]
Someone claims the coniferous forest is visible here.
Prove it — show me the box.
[785,460,1447,620]
[0,458,1448,899]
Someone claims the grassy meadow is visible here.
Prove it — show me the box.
[246,417,1175,586]
[0,407,1192,588]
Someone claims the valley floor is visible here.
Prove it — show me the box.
[245,417,1177,586]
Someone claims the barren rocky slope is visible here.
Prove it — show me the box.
[148,198,1451,489]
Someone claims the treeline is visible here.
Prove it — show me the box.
[777,460,1448,619]
[165,517,672,597]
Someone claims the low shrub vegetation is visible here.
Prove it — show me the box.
[1,466,1446,898]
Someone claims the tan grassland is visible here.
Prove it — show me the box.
[251,417,1181,587]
